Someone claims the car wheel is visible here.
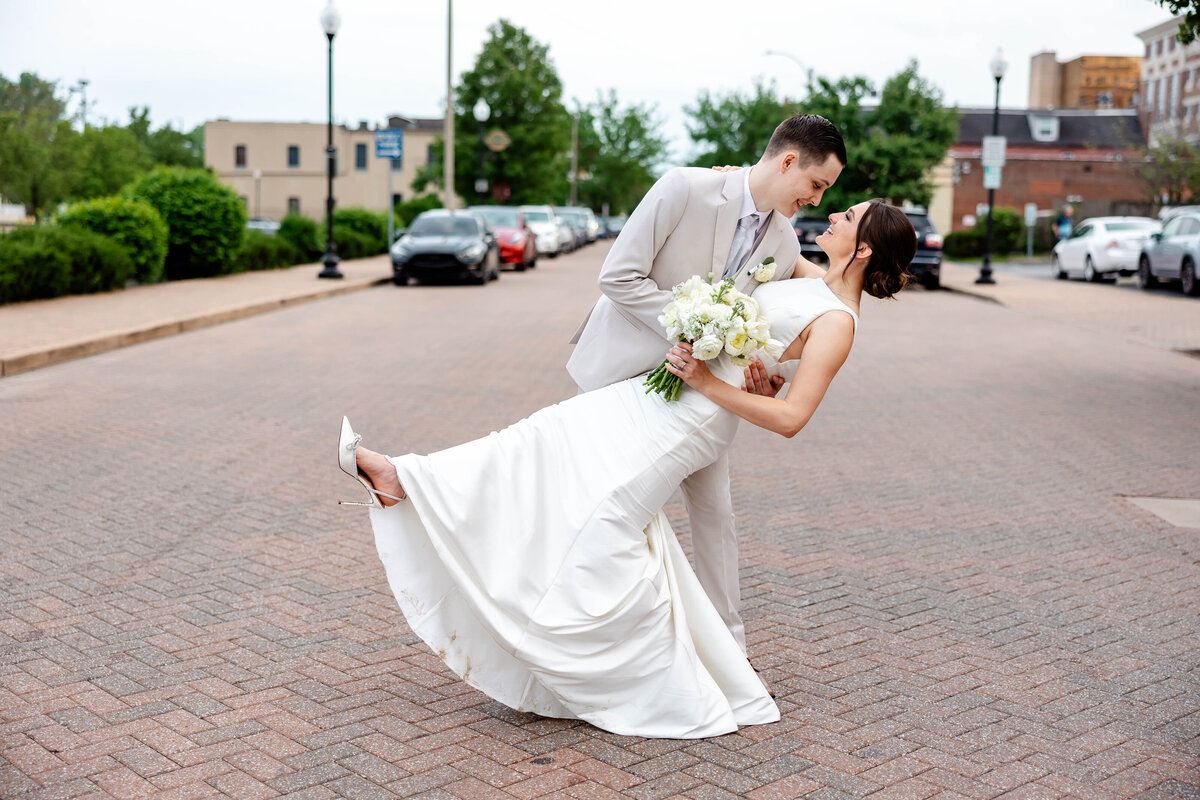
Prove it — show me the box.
[392,269,410,287]
[1084,256,1101,283]
[1182,259,1199,296]
[1052,254,1067,280]
[1139,255,1157,290]
[920,273,940,290]
[548,251,558,259]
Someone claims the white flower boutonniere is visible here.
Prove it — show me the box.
[752,257,776,283]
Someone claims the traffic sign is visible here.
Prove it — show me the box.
[982,135,1006,168]
[375,129,404,159]
[485,129,511,152]
[1024,202,1038,226]
[983,166,1002,190]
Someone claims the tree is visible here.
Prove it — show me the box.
[72,124,150,199]
[1155,0,1200,44]
[425,19,571,205]
[1137,133,1200,204]
[126,106,202,167]
[0,72,79,221]
[574,90,669,214]
[685,80,796,167]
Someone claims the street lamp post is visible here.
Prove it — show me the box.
[977,47,1008,286]
[318,2,343,279]
[473,98,489,200]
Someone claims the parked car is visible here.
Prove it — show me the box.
[903,210,944,289]
[1138,207,1200,295]
[468,205,536,271]
[246,218,280,235]
[1053,216,1160,282]
[517,205,561,258]
[556,217,578,254]
[789,215,829,264]
[390,209,500,286]
[554,206,599,243]
[605,216,627,236]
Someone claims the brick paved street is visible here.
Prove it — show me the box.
[1,242,1197,799]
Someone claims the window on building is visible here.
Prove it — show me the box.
[288,145,299,168]
[427,144,436,165]
[355,143,368,170]
[1030,115,1060,142]
[239,195,248,207]
[391,157,403,171]
[235,144,247,168]
[392,193,403,208]
[288,197,300,214]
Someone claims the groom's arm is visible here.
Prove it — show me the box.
[596,168,692,332]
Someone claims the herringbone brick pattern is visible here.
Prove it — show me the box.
[1,242,1197,798]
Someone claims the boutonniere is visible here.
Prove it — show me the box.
[751,257,776,283]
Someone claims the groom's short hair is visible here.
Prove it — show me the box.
[764,114,847,167]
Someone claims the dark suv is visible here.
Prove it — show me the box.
[903,210,944,289]
[789,215,829,264]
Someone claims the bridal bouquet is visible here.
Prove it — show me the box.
[644,275,784,401]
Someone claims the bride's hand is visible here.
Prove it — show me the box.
[665,342,711,389]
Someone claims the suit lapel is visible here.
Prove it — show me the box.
[734,211,786,294]
[710,171,743,284]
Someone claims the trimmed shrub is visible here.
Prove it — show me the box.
[278,214,323,263]
[943,230,982,259]
[395,195,442,227]
[236,230,299,272]
[57,196,169,284]
[0,225,133,303]
[126,166,246,280]
[332,207,388,254]
[972,207,1023,255]
[333,225,376,261]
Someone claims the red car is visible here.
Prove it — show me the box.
[468,206,537,271]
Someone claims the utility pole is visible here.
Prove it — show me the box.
[444,0,456,210]
[569,113,579,206]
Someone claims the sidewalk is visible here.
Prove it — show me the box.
[0,256,391,377]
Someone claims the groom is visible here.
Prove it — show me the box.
[567,113,847,656]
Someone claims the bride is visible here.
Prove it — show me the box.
[339,199,916,738]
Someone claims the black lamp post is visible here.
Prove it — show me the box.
[473,98,490,201]
[978,47,1008,286]
[318,2,343,279]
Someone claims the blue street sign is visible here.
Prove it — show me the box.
[375,129,404,159]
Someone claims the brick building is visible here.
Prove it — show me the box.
[945,108,1149,232]
[1029,52,1142,110]
[1136,16,1200,145]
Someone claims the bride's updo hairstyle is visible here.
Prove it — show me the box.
[849,201,917,299]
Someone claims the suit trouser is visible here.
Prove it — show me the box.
[679,451,746,654]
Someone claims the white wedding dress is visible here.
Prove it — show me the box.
[368,278,857,738]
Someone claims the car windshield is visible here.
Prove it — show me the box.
[905,214,932,231]
[523,210,551,223]
[1104,222,1158,232]
[472,208,519,227]
[409,217,479,236]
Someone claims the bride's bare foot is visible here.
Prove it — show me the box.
[355,446,407,506]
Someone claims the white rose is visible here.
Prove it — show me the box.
[748,319,771,341]
[763,338,785,358]
[692,335,724,361]
[752,258,777,283]
[730,355,751,367]
[724,332,750,355]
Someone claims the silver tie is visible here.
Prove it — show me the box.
[723,214,758,280]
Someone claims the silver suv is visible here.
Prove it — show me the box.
[1139,207,1200,296]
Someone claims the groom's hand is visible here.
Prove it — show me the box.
[742,359,785,397]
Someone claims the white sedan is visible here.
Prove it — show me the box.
[1052,216,1161,282]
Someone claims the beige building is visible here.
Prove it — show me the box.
[1137,16,1200,146]
[204,116,447,222]
[1028,51,1142,110]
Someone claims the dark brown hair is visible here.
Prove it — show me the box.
[763,114,847,167]
[848,201,916,299]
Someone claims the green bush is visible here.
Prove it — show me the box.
[943,230,982,259]
[395,195,442,228]
[333,225,376,260]
[236,230,299,272]
[57,196,169,284]
[972,207,1023,255]
[332,207,388,254]
[125,166,246,280]
[278,214,323,263]
[0,225,133,304]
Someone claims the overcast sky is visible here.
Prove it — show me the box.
[0,0,1174,163]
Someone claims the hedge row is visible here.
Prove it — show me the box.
[943,207,1059,259]
[0,225,134,304]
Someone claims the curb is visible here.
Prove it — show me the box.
[0,276,391,378]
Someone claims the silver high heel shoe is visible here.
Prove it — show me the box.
[337,417,406,508]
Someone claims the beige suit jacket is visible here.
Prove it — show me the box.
[567,167,801,392]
